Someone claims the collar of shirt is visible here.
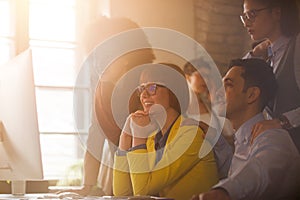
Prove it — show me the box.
[154,130,170,150]
[270,35,290,53]
[154,115,179,150]
[270,36,290,72]
[234,113,265,145]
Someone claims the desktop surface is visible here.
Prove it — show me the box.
[0,193,49,199]
[0,194,174,200]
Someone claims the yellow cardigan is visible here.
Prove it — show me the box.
[113,116,218,200]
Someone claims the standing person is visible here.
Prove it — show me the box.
[241,0,300,152]
[62,16,155,196]
[113,63,218,200]
[191,58,300,200]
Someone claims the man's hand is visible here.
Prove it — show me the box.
[251,119,281,144]
[191,189,231,200]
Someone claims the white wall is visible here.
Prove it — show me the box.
[110,0,195,66]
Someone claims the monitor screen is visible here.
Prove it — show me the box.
[0,49,43,182]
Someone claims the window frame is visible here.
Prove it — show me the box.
[1,0,110,181]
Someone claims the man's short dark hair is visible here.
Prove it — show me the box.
[228,58,277,111]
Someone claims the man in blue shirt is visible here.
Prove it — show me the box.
[192,58,300,200]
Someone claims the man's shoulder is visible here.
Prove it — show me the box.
[252,128,296,151]
[256,128,289,138]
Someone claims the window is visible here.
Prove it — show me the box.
[0,0,14,65]
[0,0,110,182]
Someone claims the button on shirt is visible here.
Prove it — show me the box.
[214,114,300,200]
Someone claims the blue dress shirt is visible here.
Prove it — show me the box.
[214,114,300,200]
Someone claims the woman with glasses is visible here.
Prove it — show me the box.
[113,63,218,200]
[241,0,300,153]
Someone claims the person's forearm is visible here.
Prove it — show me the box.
[83,151,100,186]
[119,132,132,151]
[132,137,147,147]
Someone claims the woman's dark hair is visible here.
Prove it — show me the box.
[183,58,212,76]
[130,63,189,114]
[246,0,300,37]
[159,63,187,114]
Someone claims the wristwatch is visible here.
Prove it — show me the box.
[278,114,293,130]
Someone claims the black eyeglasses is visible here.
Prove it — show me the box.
[240,7,270,24]
[137,83,166,96]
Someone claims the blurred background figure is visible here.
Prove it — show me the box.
[183,58,234,180]
[183,58,234,146]
[64,16,155,196]
[183,59,212,124]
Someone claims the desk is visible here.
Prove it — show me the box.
[0,193,49,199]
[0,194,173,200]
[89,196,172,200]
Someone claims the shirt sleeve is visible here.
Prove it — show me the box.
[86,112,105,160]
[86,63,106,160]
[113,153,133,196]
[283,108,300,128]
[213,134,233,179]
[214,129,300,200]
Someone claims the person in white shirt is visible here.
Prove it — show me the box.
[191,58,300,200]
[61,16,155,196]
[241,0,300,153]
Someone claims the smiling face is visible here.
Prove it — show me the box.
[242,0,282,42]
[138,82,170,113]
[136,63,188,115]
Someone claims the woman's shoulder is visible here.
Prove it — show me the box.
[177,116,205,136]
[180,117,200,127]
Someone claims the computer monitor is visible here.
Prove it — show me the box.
[0,49,43,193]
